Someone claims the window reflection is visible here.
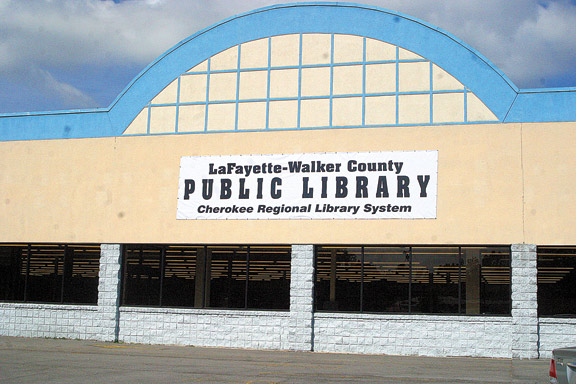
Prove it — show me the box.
[122,245,161,306]
[411,247,460,314]
[538,247,576,317]
[247,246,290,310]
[0,244,99,304]
[208,247,248,309]
[121,245,291,310]
[315,247,361,311]
[363,247,410,313]
[461,247,510,315]
[162,246,201,307]
[315,245,510,315]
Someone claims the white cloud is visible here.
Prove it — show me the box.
[505,1,576,86]
[0,0,575,112]
[31,67,97,109]
[1,65,97,111]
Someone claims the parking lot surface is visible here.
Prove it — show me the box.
[0,336,549,383]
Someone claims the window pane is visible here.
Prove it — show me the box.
[363,247,410,313]
[162,246,201,307]
[247,246,291,310]
[208,246,247,309]
[25,245,64,303]
[410,247,460,314]
[0,245,25,301]
[122,245,161,306]
[315,246,362,312]
[538,247,576,317]
[62,245,100,304]
[462,247,510,315]
[119,244,292,310]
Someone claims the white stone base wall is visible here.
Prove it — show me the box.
[118,307,290,350]
[0,303,98,340]
[538,318,576,359]
[5,301,576,360]
[314,313,513,358]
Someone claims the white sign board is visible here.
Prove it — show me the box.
[177,151,438,220]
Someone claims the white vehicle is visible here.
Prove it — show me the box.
[550,347,576,384]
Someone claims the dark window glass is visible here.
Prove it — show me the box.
[162,246,201,307]
[461,247,510,315]
[25,245,64,303]
[315,245,510,315]
[121,244,292,310]
[0,246,25,301]
[208,246,248,309]
[0,244,99,304]
[122,245,161,306]
[315,247,362,311]
[411,247,460,314]
[62,245,100,304]
[362,247,410,313]
[247,246,290,310]
[538,247,576,317]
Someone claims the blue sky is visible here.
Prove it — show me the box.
[0,0,575,114]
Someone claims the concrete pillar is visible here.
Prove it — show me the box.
[97,244,122,342]
[288,245,315,351]
[511,244,539,359]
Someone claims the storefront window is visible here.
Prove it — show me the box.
[411,247,460,314]
[462,247,511,315]
[315,245,511,315]
[362,247,410,313]
[208,247,248,309]
[246,246,290,310]
[538,247,576,317]
[315,247,362,311]
[0,246,25,301]
[0,244,99,304]
[121,245,291,310]
[122,245,161,306]
[162,246,201,307]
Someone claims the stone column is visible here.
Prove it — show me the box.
[97,244,122,342]
[511,244,539,359]
[288,245,315,351]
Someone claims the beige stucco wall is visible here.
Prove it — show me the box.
[0,121,574,245]
[522,122,576,245]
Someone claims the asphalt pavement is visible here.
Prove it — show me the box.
[0,336,550,383]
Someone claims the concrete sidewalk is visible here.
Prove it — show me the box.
[0,336,549,383]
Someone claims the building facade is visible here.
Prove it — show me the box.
[1,3,576,359]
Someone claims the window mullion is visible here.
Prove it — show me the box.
[121,246,129,306]
[408,247,412,314]
[60,245,68,304]
[245,246,250,309]
[159,246,166,307]
[458,246,462,314]
[24,244,31,302]
[360,246,364,312]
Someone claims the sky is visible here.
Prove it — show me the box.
[0,0,575,114]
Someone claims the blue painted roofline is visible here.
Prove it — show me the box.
[0,2,575,141]
[505,88,576,123]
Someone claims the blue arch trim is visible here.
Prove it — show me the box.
[0,2,575,141]
[505,88,576,123]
